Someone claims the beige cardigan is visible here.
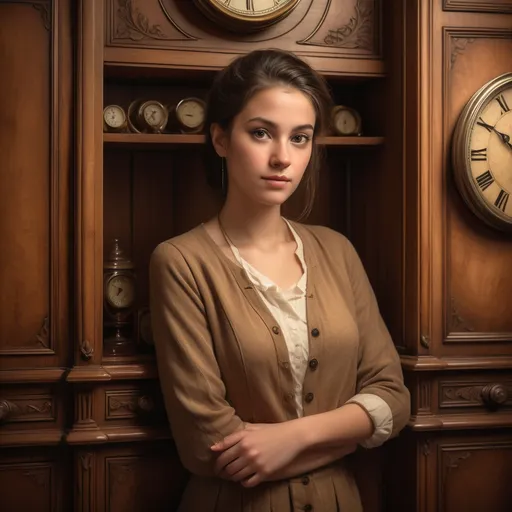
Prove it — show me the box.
[149,222,410,512]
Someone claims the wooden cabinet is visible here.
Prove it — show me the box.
[1,0,511,510]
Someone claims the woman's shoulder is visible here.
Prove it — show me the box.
[289,221,353,252]
[150,224,212,266]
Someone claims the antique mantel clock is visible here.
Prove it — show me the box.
[452,72,512,233]
[193,0,301,32]
[103,238,136,356]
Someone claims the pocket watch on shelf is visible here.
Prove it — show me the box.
[103,238,137,357]
[331,105,362,136]
[103,105,127,133]
[193,0,301,32]
[170,97,206,134]
[127,99,169,134]
[452,72,512,233]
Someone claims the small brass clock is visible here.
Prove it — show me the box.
[452,72,512,233]
[193,0,301,32]
[331,105,362,136]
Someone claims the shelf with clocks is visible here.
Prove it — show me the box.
[103,133,385,147]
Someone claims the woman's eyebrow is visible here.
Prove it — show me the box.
[246,117,314,131]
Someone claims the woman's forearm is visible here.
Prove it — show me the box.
[294,403,374,452]
[265,443,357,482]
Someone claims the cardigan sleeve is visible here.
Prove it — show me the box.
[343,237,411,440]
[149,241,246,476]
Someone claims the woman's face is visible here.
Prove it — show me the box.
[212,86,316,209]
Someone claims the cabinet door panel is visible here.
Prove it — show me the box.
[0,0,71,368]
[440,439,512,512]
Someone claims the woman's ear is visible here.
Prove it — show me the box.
[210,123,228,158]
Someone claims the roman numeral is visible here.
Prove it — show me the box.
[495,189,509,212]
[471,148,487,161]
[475,170,494,191]
[496,94,510,114]
[477,117,494,133]
[246,0,255,10]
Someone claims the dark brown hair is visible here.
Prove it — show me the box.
[204,48,333,219]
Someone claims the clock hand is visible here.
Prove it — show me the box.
[491,126,512,150]
[116,287,122,296]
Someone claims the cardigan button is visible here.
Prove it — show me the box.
[304,505,313,511]
[272,326,280,335]
[308,358,318,370]
[301,475,310,485]
[305,392,314,403]
[311,328,320,337]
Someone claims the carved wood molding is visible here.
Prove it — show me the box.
[418,379,432,414]
[32,1,51,31]
[76,451,95,512]
[443,0,512,13]
[297,0,376,53]
[0,315,55,355]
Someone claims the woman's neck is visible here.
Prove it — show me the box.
[218,195,290,249]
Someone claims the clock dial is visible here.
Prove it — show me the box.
[103,105,126,128]
[452,73,512,232]
[143,103,165,127]
[106,275,135,309]
[176,98,206,131]
[469,88,512,219]
[194,0,300,31]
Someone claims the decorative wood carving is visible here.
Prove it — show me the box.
[450,298,475,332]
[112,0,196,43]
[450,37,475,69]
[35,316,50,349]
[80,339,94,361]
[76,451,95,512]
[32,1,51,31]
[443,0,512,14]
[298,0,375,51]
[106,390,157,419]
[0,395,54,423]
[422,439,431,456]
[117,0,166,40]
[418,379,431,413]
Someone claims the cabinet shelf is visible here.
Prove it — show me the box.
[103,133,384,147]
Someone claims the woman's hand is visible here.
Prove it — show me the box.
[211,422,305,487]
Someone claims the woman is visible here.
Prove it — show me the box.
[150,49,410,512]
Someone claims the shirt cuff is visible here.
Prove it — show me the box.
[346,394,393,449]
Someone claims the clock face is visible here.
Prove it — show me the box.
[103,105,126,128]
[333,106,361,136]
[176,98,205,130]
[194,0,300,31]
[143,103,166,128]
[106,275,135,309]
[453,73,512,232]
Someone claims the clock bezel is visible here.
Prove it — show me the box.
[193,0,301,32]
[452,72,512,233]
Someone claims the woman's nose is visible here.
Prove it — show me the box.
[270,141,291,169]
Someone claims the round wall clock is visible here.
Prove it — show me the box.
[193,0,301,32]
[452,72,512,232]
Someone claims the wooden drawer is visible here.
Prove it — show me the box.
[0,384,66,447]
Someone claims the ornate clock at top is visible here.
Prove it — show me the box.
[452,72,512,233]
[193,0,301,32]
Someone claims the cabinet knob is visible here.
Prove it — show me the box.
[481,384,508,408]
[137,395,154,413]
[0,399,19,422]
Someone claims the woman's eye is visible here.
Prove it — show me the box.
[252,129,269,139]
[292,134,311,144]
